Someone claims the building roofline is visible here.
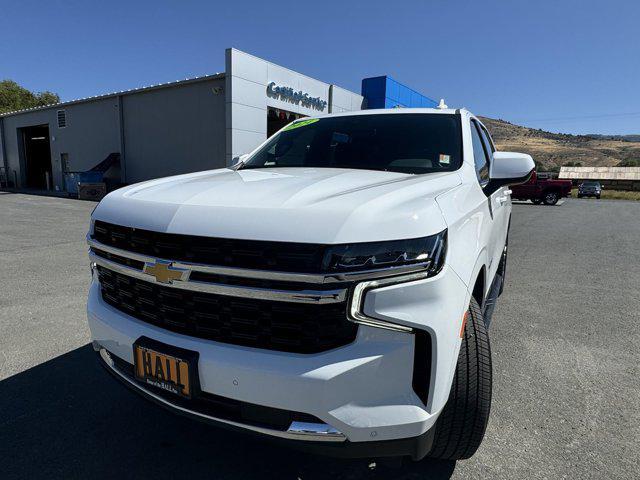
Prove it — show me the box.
[227,48,362,98]
[361,75,438,105]
[559,166,640,172]
[0,72,225,118]
[558,165,640,181]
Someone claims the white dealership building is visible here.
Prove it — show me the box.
[0,48,435,193]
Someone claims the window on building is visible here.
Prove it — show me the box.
[57,110,67,128]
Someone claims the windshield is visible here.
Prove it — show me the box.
[583,182,600,187]
[241,113,463,175]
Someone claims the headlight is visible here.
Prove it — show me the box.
[322,230,447,276]
[340,230,447,333]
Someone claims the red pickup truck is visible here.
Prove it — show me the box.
[510,170,572,205]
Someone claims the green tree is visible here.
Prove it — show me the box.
[0,80,60,114]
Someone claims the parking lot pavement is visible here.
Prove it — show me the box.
[1,193,639,479]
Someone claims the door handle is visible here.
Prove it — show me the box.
[496,189,512,205]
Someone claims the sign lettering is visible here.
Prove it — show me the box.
[267,82,327,111]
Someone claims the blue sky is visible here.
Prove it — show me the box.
[1,0,638,134]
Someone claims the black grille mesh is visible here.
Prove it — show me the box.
[93,221,327,273]
[97,266,357,354]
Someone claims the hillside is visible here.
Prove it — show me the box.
[585,134,640,142]
[480,117,640,171]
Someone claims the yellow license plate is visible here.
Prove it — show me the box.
[134,344,192,398]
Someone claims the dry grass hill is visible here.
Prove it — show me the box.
[480,117,640,171]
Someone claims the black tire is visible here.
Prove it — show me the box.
[543,191,559,205]
[596,195,601,199]
[429,298,492,460]
[577,194,583,198]
[532,198,542,205]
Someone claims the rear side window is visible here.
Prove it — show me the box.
[470,121,490,185]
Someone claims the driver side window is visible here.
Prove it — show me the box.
[470,121,490,186]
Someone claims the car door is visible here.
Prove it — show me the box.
[480,122,511,270]
[470,119,508,285]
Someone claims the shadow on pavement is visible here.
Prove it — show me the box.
[1,345,456,479]
[512,200,564,206]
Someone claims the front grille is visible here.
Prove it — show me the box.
[92,248,338,292]
[93,220,328,273]
[97,266,357,354]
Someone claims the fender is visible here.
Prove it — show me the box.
[466,251,490,306]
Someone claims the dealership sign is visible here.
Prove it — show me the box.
[267,82,327,111]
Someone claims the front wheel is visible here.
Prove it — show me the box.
[429,298,492,460]
[543,191,559,205]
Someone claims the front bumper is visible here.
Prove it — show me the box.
[96,345,435,459]
[87,265,469,458]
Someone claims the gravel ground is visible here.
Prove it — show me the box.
[1,192,638,479]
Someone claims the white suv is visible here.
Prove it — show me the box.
[87,109,534,462]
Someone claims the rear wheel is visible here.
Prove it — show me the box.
[543,191,559,205]
[429,298,492,460]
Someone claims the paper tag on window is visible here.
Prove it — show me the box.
[439,154,450,164]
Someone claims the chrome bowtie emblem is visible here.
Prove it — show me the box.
[143,260,190,284]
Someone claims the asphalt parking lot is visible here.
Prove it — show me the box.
[1,192,639,479]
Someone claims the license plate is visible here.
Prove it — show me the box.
[133,337,198,399]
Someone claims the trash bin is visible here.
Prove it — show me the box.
[64,171,104,195]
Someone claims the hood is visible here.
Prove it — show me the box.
[92,168,461,244]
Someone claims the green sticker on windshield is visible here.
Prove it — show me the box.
[282,118,319,131]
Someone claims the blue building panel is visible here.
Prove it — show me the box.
[361,76,437,110]
[397,85,412,107]
[366,97,387,109]
[360,76,385,109]
[383,97,399,108]
[386,77,400,103]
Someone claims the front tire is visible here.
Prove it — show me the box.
[429,298,492,460]
[543,191,559,205]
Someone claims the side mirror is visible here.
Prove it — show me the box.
[487,151,535,194]
[231,153,249,168]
